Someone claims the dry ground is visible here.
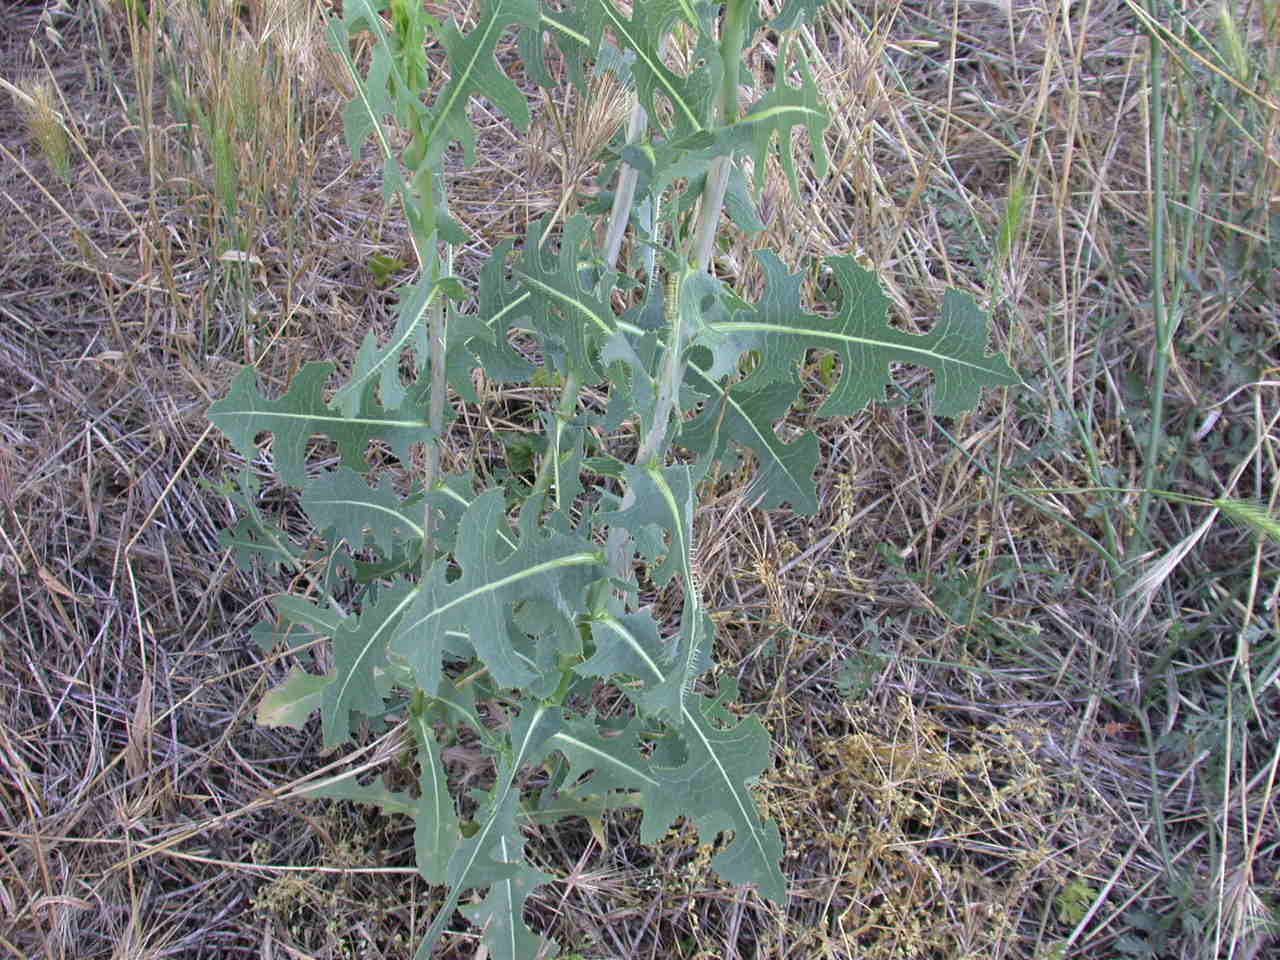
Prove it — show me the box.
[2,0,1278,958]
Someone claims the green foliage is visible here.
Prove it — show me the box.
[367,253,409,287]
[1056,878,1099,926]
[208,1,1020,957]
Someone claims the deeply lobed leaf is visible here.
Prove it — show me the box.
[209,363,434,488]
[323,579,416,746]
[422,0,540,167]
[722,252,1021,418]
[303,468,422,559]
[390,490,604,695]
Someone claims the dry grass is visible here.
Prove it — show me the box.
[2,0,1278,957]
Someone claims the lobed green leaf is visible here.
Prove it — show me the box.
[303,468,422,559]
[323,579,417,746]
[422,0,540,167]
[718,252,1021,418]
[681,370,821,514]
[649,697,786,903]
[510,216,618,383]
[595,0,716,141]
[209,363,434,488]
[390,490,604,694]
[414,703,562,960]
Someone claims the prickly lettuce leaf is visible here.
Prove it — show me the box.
[530,418,589,533]
[410,705,461,885]
[582,609,681,716]
[217,512,297,576]
[465,237,536,383]
[329,275,437,418]
[424,471,517,556]
[602,464,694,588]
[594,0,717,141]
[509,216,618,383]
[738,50,829,195]
[674,252,1020,513]
[620,48,828,204]
[323,579,417,747]
[273,595,346,637]
[680,369,821,514]
[546,698,785,903]
[521,1,600,91]
[421,0,540,167]
[655,698,785,902]
[254,594,347,655]
[459,859,559,960]
[209,363,433,488]
[258,666,334,728]
[328,0,413,162]
[413,704,563,960]
[600,465,712,722]
[303,771,416,818]
[722,252,1020,417]
[210,470,300,575]
[303,468,422,558]
[549,714,661,796]
[389,490,604,694]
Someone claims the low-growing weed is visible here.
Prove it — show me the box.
[206,1,1018,957]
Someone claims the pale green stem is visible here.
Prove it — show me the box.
[635,269,687,466]
[640,1,749,461]
[604,102,649,269]
[689,0,748,271]
[529,370,581,505]
[691,156,733,272]
[600,247,689,605]
[604,5,748,598]
[534,66,656,521]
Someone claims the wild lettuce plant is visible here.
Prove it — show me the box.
[208,1,1020,956]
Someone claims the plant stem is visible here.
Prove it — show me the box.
[603,102,648,269]
[529,370,581,506]
[604,4,748,595]
[690,0,748,271]
[634,267,687,465]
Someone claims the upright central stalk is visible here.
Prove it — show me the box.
[635,267,688,465]
[690,0,748,271]
[604,2,750,599]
